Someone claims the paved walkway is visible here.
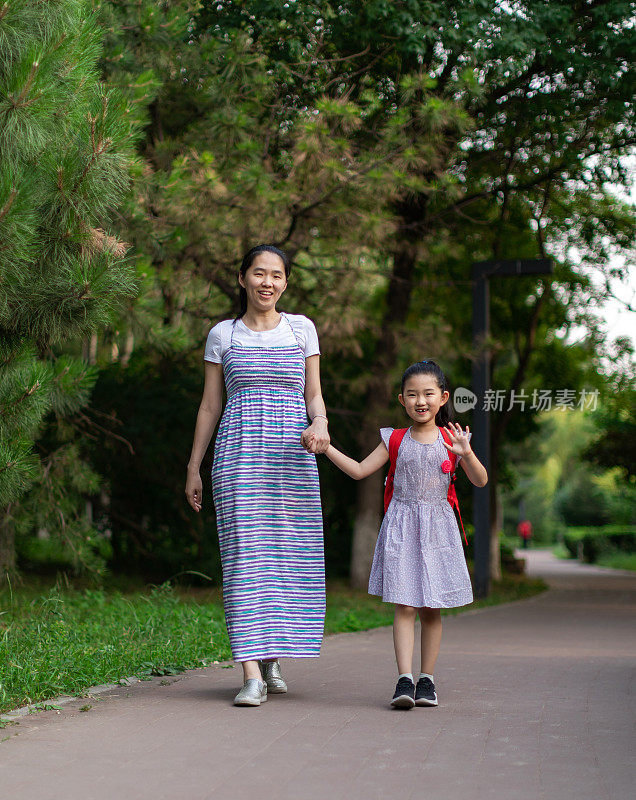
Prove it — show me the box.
[1,550,635,800]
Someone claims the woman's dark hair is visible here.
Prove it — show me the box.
[235,244,292,319]
[400,360,453,427]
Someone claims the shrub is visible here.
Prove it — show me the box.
[562,525,636,563]
[463,528,523,573]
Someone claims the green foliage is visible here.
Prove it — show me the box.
[0,1,138,574]
[93,0,482,358]
[87,349,220,580]
[18,529,110,574]
[502,400,636,544]
[0,339,51,505]
[14,439,108,577]
[555,472,612,527]
[584,386,636,481]
[562,525,636,564]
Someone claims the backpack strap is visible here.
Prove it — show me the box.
[383,428,408,513]
[439,427,467,546]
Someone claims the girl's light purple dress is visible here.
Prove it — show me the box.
[368,427,474,609]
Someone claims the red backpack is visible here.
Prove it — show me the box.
[383,427,467,545]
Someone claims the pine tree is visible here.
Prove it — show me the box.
[0,0,138,580]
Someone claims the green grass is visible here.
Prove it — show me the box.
[595,552,636,571]
[0,574,546,716]
[551,544,571,560]
[0,583,231,717]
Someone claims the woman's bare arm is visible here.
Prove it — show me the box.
[185,362,224,512]
[301,354,330,454]
[325,442,389,480]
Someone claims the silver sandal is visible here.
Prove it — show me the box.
[260,660,288,694]
[234,678,267,706]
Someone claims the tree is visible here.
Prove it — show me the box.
[0,1,138,580]
[186,1,634,583]
[584,341,636,480]
[502,374,636,543]
[86,1,634,584]
[85,0,478,576]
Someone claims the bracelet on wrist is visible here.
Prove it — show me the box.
[312,414,328,423]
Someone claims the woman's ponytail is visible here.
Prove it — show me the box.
[237,286,248,319]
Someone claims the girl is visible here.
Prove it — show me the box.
[321,360,487,708]
[185,244,330,707]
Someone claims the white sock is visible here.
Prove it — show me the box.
[419,672,434,682]
[398,672,413,683]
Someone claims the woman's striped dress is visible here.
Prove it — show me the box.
[211,317,325,661]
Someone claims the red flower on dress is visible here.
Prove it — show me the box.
[441,460,452,474]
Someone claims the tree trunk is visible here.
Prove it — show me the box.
[0,506,16,583]
[89,333,98,365]
[349,196,426,585]
[350,469,385,588]
[121,329,134,366]
[490,477,502,580]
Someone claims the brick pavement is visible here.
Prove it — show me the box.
[1,549,634,800]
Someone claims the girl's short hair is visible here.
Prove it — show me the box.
[236,244,291,319]
[400,360,453,427]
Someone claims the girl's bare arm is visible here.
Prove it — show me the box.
[441,423,488,487]
[459,450,488,487]
[325,442,389,480]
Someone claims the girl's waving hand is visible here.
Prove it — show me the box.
[441,422,473,457]
[442,422,488,487]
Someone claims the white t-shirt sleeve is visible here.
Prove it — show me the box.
[380,427,394,450]
[303,317,320,357]
[204,321,230,363]
[289,315,320,357]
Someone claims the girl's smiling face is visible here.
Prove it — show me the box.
[239,252,287,311]
[399,373,449,425]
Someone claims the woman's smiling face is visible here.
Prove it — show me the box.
[239,252,287,312]
[399,373,449,425]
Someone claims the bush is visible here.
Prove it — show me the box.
[88,350,222,583]
[562,525,636,563]
[555,473,612,527]
[463,527,523,573]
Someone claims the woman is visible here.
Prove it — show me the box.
[185,244,330,706]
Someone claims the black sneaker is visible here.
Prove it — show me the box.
[391,677,415,709]
[415,676,438,706]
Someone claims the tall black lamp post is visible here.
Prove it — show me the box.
[471,258,553,598]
